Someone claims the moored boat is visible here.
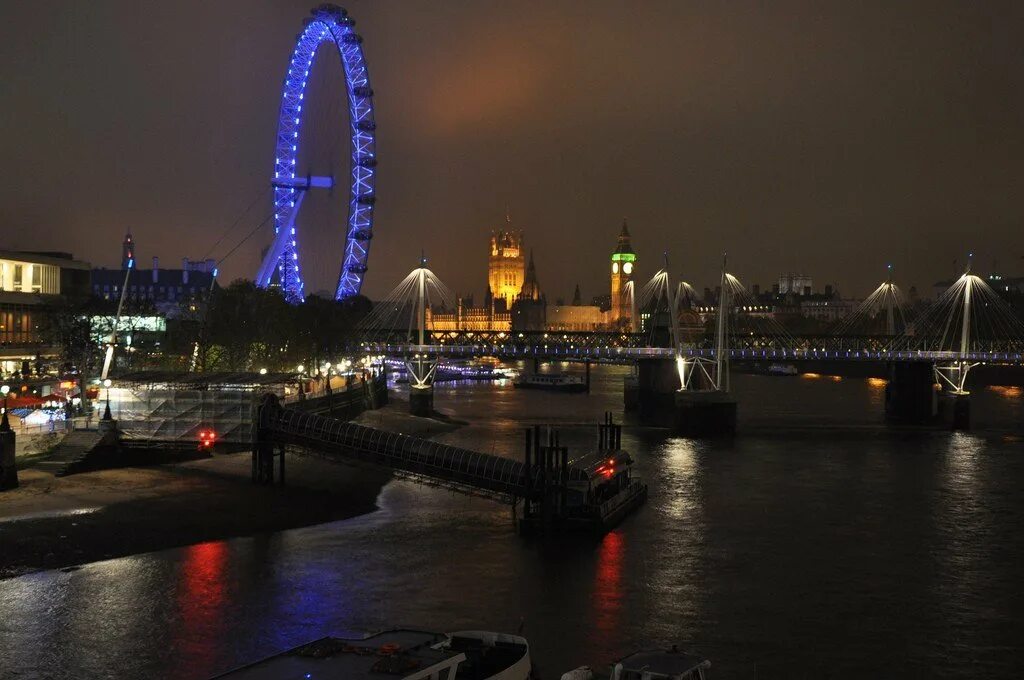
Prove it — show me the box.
[767,362,798,376]
[517,449,647,534]
[562,645,711,680]
[213,628,532,680]
[513,373,587,393]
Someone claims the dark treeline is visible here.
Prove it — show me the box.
[43,280,372,378]
[191,281,372,373]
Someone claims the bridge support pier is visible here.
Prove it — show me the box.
[252,394,285,484]
[406,354,437,417]
[937,392,971,430]
[623,368,639,411]
[409,385,434,417]
[884,362,937,425]
[674,390,737,437]
[633,358,680,422]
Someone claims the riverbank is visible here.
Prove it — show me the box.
[0,403,462,579]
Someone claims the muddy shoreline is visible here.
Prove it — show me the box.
[0,404,462,579]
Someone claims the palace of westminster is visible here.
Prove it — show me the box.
[426,219,637,333]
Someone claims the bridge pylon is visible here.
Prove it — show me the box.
[673,253,737,436]
[407,259,438,416]
[930,263,981,429]
[358,256,456,417]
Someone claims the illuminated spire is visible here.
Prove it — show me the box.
[122,232,135,270]
[520,249,541,301]
[615,219,634,255]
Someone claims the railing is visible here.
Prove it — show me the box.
[598,480,646,519]
[257,401,591,502]
[356,329,1024,362]
[359,341,1024,364]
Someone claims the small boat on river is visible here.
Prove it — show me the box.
[513,373,587,393]
[214,628,532,680]
[767,362,798,376]
[562,645,711,680]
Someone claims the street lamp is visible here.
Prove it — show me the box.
[1,385,10,432]
[102,378,112,421]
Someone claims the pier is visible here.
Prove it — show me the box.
[252,396,646,533]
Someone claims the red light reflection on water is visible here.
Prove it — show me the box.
[171,541,229,676]
[592,530,624,649]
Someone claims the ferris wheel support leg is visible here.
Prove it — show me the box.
[256,191,309,289]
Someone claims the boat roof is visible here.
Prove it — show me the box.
[213,629,463,680]
[615,648,711,677]
[570,450,634,479]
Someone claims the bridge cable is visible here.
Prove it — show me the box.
[201,185,272,261]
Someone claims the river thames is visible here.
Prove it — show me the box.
[1,365,1022,678]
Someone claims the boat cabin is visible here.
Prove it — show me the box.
[213,628,530,680]
[611,647,711,680]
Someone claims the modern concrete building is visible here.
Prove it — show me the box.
[0,250,91,374]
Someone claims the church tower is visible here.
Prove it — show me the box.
[487,213,525,311]
[610,219,636,327]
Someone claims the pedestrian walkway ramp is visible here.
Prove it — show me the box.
[255,397,589,503]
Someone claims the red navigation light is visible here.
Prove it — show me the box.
[198,428,217,450]
[607,458,615,465]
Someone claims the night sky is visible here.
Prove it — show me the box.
[2,1,1023,301]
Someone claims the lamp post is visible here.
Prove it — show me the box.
[0,383,15,489]
[1,385,10,432]
[102,378,112,421]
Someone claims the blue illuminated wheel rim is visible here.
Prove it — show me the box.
[272,4,376,303]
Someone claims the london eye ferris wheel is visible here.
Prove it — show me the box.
[255,4,377,303]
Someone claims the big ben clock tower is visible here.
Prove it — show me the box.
[610,219,636,328]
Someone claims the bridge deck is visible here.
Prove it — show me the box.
[362,342,1024,364]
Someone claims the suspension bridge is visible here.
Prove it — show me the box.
[355,255,1024,433]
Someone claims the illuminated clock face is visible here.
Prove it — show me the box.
[623,262,633,275]
[612,262,619,274]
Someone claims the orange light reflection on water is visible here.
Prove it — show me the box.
[867,377,888,390]
[987,385,1023,399]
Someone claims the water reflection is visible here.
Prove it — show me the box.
[171,542,229,677]
[865,377,887,408]
[987,385,1022,399]
[659,438,703,524]
[592,531,624,650]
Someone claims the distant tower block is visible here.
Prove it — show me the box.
[488,217,525,310]
[122,232,135,269]
[610,219,636,327]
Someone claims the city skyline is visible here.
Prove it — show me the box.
[2,1,1023,301]
[3,5,1024,679]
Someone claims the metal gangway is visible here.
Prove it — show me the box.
[252,395,589,503]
